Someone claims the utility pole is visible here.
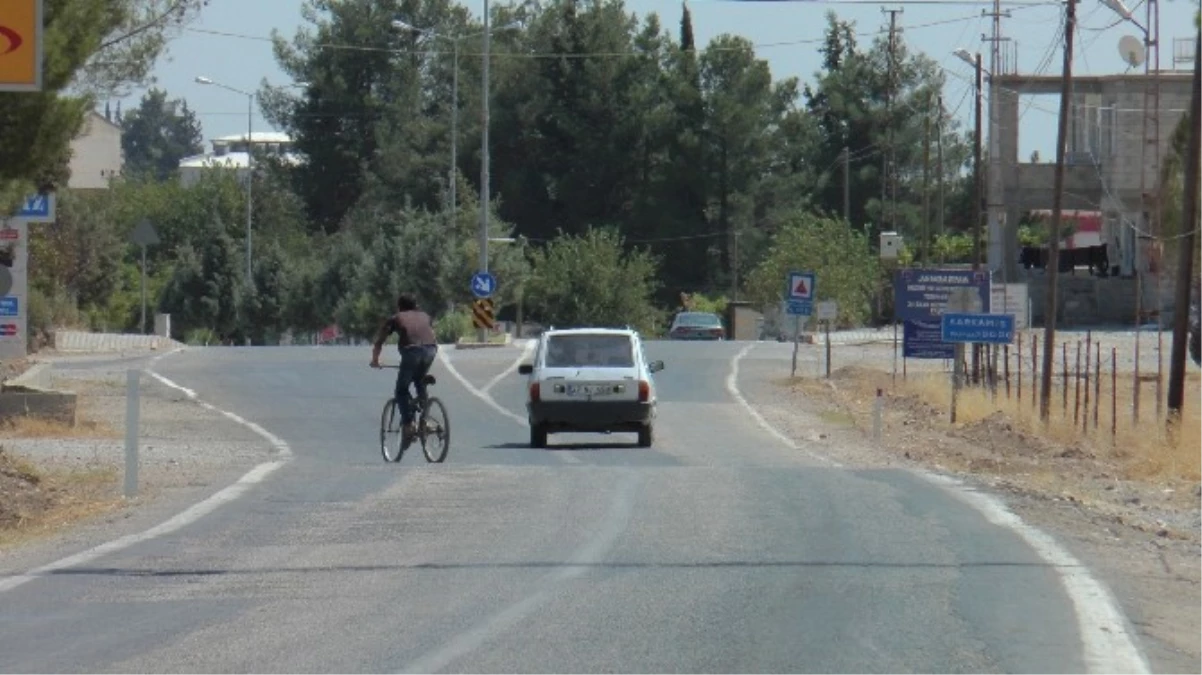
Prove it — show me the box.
[972,52,983,272]
[1167,28,1199,418]
[843,146,851,225]
[881,7,903,238]
[478,0,492,343]
[922,93,931,265]
[1040,0,1077,422]
[937,94,945,263]
[982,0,1011,278]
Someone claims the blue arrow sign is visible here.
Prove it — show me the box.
[12,192,56,222]
[470,271,497,299]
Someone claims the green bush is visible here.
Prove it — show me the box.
[27,286,85,353]
[434,307,474,344]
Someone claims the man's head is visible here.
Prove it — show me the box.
[397,293,418,312]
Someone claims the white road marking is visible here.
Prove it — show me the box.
[0,347,294,594]
[482,340,535,394]
[919,472,1150,675]
[726,343,842,467]
[397,471,642,674]
[726,343,1149,674]
[437,346,582,464]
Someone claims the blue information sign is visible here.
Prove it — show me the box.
[940,313,1016,345]
[0,297,16,317]
[903,319,955,359]
[470,271,497,299]
[894,269,990,322]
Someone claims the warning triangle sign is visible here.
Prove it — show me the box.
[793,279,809,296]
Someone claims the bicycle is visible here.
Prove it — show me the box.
[376,366,450,464]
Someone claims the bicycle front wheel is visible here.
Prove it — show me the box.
[420,396,450,463]
[380,398,405,463]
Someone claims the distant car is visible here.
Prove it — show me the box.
[518,327,664,448]
[668,311,725,340]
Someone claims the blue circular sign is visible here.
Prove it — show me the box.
[470,271,497,299]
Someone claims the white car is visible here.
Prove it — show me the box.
[518,327,665,448]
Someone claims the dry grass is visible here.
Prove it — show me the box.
[835,366,1202,483]
[0,448,123,549]
[0,415,118,439]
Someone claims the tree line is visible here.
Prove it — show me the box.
[23,0,1085,347]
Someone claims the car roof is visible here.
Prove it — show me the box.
[542,327,637,338]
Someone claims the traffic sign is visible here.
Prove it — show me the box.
[470,271,497,299]
[0,0,43,92]
[816,301,838,321]
[471,298,496,330]
[940,313,1016,345]
[784,271,815,316]
[130,219,160,246]
[12,192,55,223]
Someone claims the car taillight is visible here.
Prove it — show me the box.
[637,380,650,402]
[530,382,541,402]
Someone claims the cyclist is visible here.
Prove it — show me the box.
[370,293,439,446]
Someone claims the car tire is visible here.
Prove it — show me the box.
[530,423,548,449]
[637,424,653,448]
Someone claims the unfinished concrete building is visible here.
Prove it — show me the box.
[992,37,1195,327]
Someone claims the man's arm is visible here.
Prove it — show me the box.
[370,316,394,367]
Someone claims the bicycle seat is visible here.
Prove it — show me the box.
[422,374,437,386]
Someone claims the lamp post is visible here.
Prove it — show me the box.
[195,76,255,291]
[391,18,520,229]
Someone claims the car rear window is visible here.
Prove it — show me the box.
[545,334,634,368]
[675,313,721,326]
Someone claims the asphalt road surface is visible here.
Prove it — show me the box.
[0,341,1134,673]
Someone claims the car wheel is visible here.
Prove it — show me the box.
[637,424,653,448]
[530,423,548,449]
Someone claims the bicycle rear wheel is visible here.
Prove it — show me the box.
[420,396,450,463]
[380,398,405,463]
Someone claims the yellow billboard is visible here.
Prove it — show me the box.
[0,0,42,91]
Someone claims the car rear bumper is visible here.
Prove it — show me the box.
[528,400,654,432]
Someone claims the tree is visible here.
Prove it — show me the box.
[158,217,242,339]
[120,88,203,181]
[746,212,880,327]
[239,241,293,345]
[0,0,207,212]
[526,228,662,333]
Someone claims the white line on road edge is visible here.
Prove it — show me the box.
[726,344,842,467]
[0,347,293,595]
[397,470,642,674]
[437,345,582,464]
[918,472,1150,675]
[481,340,535,394]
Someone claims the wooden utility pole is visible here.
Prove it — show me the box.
[936,94,945,263]
[843,146,851,225]
[972,52,983,384]
[1039,0,1077,422]
[923,93,932,265]
[881,8,903,237]
[1167,27,1200,418]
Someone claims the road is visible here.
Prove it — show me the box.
[0,341,1132,673]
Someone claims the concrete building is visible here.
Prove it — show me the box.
[178,131,303,187]
[67,111,124,190]
[992,65,1194,326]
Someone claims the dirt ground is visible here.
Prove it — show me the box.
[768,365,1201,673]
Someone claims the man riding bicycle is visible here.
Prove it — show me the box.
[370,293,439,446]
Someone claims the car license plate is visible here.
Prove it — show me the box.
[567,384,611,397]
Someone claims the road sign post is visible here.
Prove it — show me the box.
[130,220,160,335]
[784,272,816,377]
[817,300,837,378]
[941,312,1016,422]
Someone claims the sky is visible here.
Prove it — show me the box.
[116,0,1201,160]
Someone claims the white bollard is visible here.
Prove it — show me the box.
[124,369,140,498]
[872,387,884,442]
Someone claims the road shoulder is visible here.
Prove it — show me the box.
[735,354,1200,674]
[0,353,275,576]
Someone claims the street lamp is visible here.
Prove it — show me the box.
[1099,0,1163,416]
[393,13,522,342]
[954,49,985,272]
[196,75,255,291]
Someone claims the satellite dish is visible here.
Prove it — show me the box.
[1118,35,1146,68]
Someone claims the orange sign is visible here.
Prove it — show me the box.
[0,0,41,91]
